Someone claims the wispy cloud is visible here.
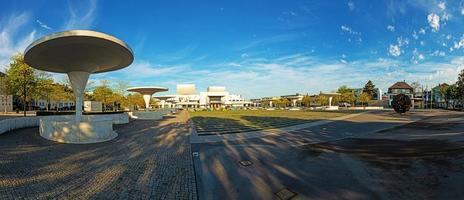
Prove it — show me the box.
[239,33,302,50]
[36,19,52,30]
[347,1,355,11]
[64,0,98,29]
[153,44,198,63]
[91,50,463,98]
[0,13,36,71]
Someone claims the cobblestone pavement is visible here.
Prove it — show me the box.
[0,111,197,200]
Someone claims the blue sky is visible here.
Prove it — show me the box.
[1,0,463,98]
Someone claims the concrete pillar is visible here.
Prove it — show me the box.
[143,94,151,110]
[329,97,333,107]
[68,71,90,122]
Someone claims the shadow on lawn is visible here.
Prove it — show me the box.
[191,116,261,135]
[241,116,312,129]
[191,116,316,135]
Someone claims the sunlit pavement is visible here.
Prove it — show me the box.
[191,110,464,200]
[0,111,196,200]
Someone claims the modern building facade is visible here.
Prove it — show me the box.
[155,84,251,109]
[32,99,75,110]
[0,72,13,112]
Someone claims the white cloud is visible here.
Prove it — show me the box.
[411,48,425,64]
[427,13,440,32]
[461,7,464,15]
[0,13,37,72]
[431,50,446,57]
[239,33,302,50]
[341,25,360,35]
[412,31,419,39]
[93,53,464,98]
[397,36,409,46]
[388,44,402,57]
[454,37,464,49]
[35,19,52,30]
[437,1,446,11]
[441,12,451,22]
[341,25,362,43]
[387,25,395,32]
[347,1,355,11]
[112,61,190,79]
[419,28,426,35]
[64,0,98,29]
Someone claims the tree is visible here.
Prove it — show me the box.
[446,84,458,108]
[93,80,114,111]
[438,84,450,108]
[275,98,290,108]
[316,95,328,106]
[301,95,311,107]
[392,94,411,114]
[363,80,376,99]
[358,92,370,107]
[35,78,54,111]
[456,69,464,104]
[5,54,37,116]
[410,81,422,94]
[337,85,355,104]
[127,93,145,110]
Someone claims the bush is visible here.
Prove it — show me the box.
[391,94,411,114]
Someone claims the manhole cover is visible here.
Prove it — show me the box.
[238,160,253,167]
[276,188,297,200]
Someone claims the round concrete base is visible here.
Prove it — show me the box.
[39,115,117,144]
[129,110,170,120]
[325,106,340,111]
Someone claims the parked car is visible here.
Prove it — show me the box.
[338,102,351,107]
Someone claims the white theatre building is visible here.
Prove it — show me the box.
[155,84,252,109]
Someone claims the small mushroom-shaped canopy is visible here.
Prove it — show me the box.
[320,92,342,97]
[24,30,133,73]
[154,95,176,101]
[127,87,169,95]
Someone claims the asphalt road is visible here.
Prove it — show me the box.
[192,110,464,200]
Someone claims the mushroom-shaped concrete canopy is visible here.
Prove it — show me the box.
[24,30,133,73]
[127,87,168,109]
[320,93,341,107]
[24,30,133,122]
[320,92,342,96]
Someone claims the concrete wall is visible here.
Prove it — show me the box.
[84,101,103,112]
[39,115,116,144]
[0,117,40,135]
[0,113,128,136]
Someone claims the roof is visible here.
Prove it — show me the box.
[389,81,413,89]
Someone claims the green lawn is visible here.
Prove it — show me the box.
[189,110,360,135]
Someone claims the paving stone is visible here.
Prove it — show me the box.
[0,112,197,200]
